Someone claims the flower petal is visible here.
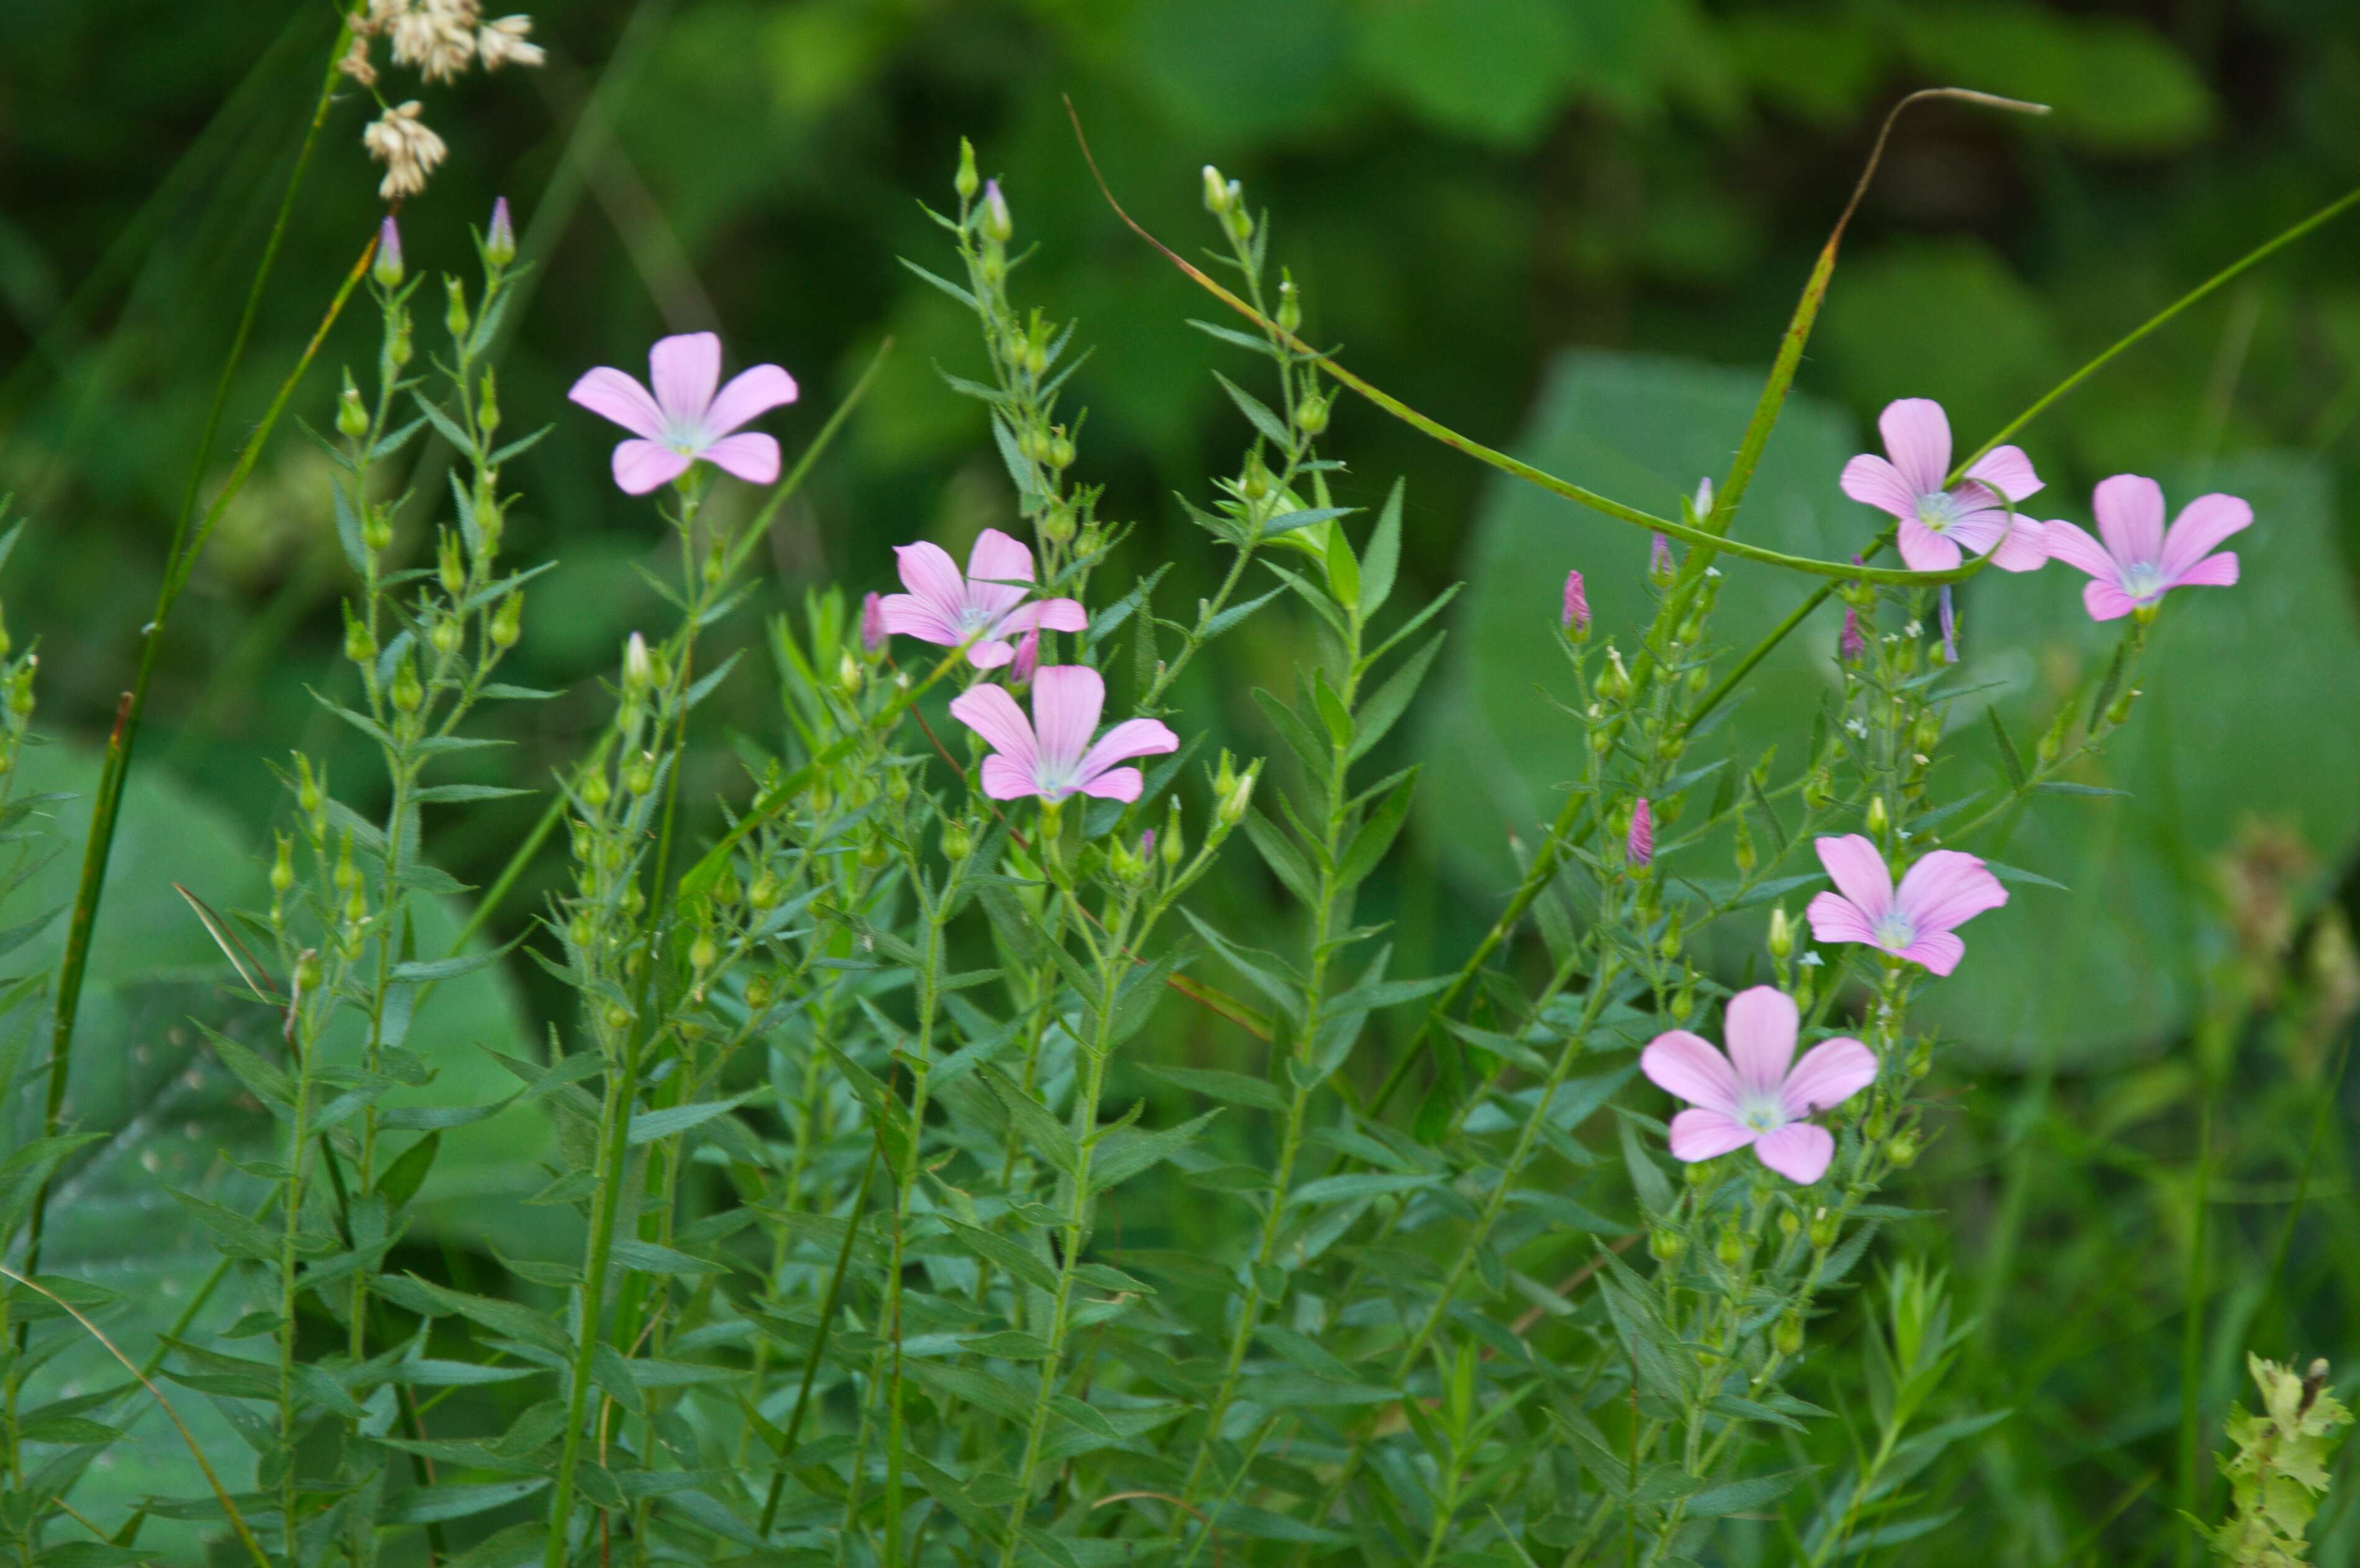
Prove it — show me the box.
[1669,1108,1757,1163]
[1754,1122,1836,1185]
[2083,580,2138,621]
[1806,891,1882,948]
[1895,849,2007,935]
[1964,444,2042,503]
[698,432,780,485]
[1028,665,1105,773]
[948,683,1037,772]
[1896,516,1962,574]
[1814,835,1893,924]
[568,367,663,439]
[966,638,1016,670]
[1077,765,1144,802]
[979,753,1041,800]
[893,542,969,623]
[1898,930,1966,975]
[612,439,691,495]
[2169,551,2239,589]
[1780,1037,1877,1119]
[702,363,799,438]
[1989,514,2049,573]
[1724,986,1799,1100]
[875,594,961,645]
[648,332,721,427]
[965,528,1037,618]
[2093,473,2166,568]
[1878,398,1953,496]
[1943,505,2006,555]
[1641,1029,1740,1114]
[1077,718,1180,787]
[2041,519,2116,582]
[1839,454,1917,520]
[2159,493,2252,583]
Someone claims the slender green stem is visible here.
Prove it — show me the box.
[757,1141,882,1536]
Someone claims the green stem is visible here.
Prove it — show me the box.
[757,1141,881,1537]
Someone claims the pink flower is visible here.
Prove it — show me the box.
[1841,398,2047,574]
[1641,987,1876,1184]
[949,665,1178,804]
[1561,569,1588,634]
[2041,475,2247,622]
[569,332,800,495]
[1804,834,2006,977]
[1627,797,1652,868]
[1839,606,1866,663]
[878,528,1086,670]
[1011,623,1041,685]
[859,591,885,654]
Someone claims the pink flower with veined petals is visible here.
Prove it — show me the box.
[570,332,799,495]
[949,665,1178,804]
[1641,987,1876,1184]
[878,528,1087,670]
[1805,834,2007,977]
[1627,797,1652,868]
[1841,398,2048,574]
[2042,474,2248,622]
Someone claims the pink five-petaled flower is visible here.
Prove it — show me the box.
[1840,398,2047,574]
[1805,834,2007,977]
[569,332,800,495]
[879,528,1085,670]
[1641,987,1876,1184]
[1626,797,1652,868]
[2042,474,2248,622]
[949,665,1178,804]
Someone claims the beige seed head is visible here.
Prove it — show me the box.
[476,15,545,70]
[387,0,477,83]
[337,34,378,87]
[363,101,449,202]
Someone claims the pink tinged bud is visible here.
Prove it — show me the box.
[1561,568,1589,632]
[1139,829,1155,859]
[1692,476,1714,521]
[1839,608,1865,663]
[1650,533,1675,580]
[982,179,1013,243]
[860,591,885,653]
[1628,797,1653,868]
[485,196,517,265]
[1938,585,1958,663]
[1011,624,1040,684]
[373,215,404,287]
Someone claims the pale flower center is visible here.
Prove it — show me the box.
[1873,911,1916,952]
[1913,491,1962,533]
[2118,560,2165,603]
[1738,1093,1786,1134]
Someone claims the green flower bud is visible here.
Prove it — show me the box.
[690,931,719,972]
[626,751,657,796]
[955,139,980,202]
[483,196,517,267]
[372,216,404,288]
[1733,816,1757,876]
[1779,1207,1801,1239]
[344,604,376,666]
[337,375,369,439]
[622,632,653,700]
[294,947,323,994]
[362,505,393,554]
[1201,164,1231,214]
[1774,1311,1805,1357]
[745,972,776,1011]
[334,829,360,893]
[580,768,612,810]
[982,179,1013,244]
[390,655,424,714]
[1716,1227,1744,1267]
[941,819,973,862]
[1808,1208,1839,1249]
[1769,906,1794,962]
[444,276,470,342]
[1295,391,1328,436]
[603,1001,632,1035]
[1161,798,1184,870]
[2106,688,2139,727]
[1865,795,1888,837]
[1803,767,1834,811]
[1647,1226,1684,1262]
[430,616,463,659]
[491,589,524,649]
[1885,1130,1920,1169]
[2036,706,2071,765]
[477,366,500,435]
[270,831,295,897]
[1218,767,1256,829]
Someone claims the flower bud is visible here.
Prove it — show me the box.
[1779,1207,1801,1239]
[603,1001,632,1035]
[294,948,322,995]
[1907,1037,1933,1079]
[1885,1130,1920,1169]
[439,529,465,595]
[748,870,783,911]
[390,655,424,713]
[837,648,862,697]
[1626,796,1653,872]
[1201,163,1232,214]
[860,591,885,655]
[337,375,370,440]
[1275,277,1300,335]
[1689,476,1714,525]
[1768,905,1794,962]
[444,276,470,340]
[1218,766,1256,829]
[1597,646,1631,703]
[745,972,776,1011]
[1561,569,1590,639]
[373,216,404,288]
[270,831,295,896]
[344,604,376,665]
[690,931,719,972]
[478,365,500,435]
[860,834,890,871]
[1716,1226,1743,1267]
[982,179,1013,244]
[1010,624,1039,686]
[491,589,524,649]
[1774,1311,1805,1357]
[335,829,361,894]
[1161,798,1184,869]
[580,768,611,810]
[955,139,980,202]
[430,616,463,659]
[940,818,973,862]
[1647,1226,1683,1262]
[1649,532,1676,588]
[362,504,393,554]
[388,314,412,369]
[1808,1208,1839,1249]
[1294,390,1328,437]
[1912,709,1943,755]
[1839,607,1866,663]
[296,754,325,823]
[622,632,653,700]
[626,750,657,796]
[2106,688,2139,727]
[484,195,517,267]
[2037,707,2070,764]
[1733,815,1757,876]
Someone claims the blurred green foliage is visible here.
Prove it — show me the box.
[7,0,2360,1560]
